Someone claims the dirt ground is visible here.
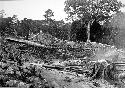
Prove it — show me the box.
[31,63,118,88]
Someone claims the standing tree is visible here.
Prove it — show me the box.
[11,15,19,37]
[64,0,125,42]
[43,9,54,24]
[20,18,32,39]
[0,10,6,18]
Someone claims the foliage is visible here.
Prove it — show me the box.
[109,12,125,47]
[0,39,51,87]
[16,18,40,39]
[0,16,17,36]
[1,28,125,87]
[0,10,5,18]
[70,20,88,42]
[64,0,125,22]
[43,9,54,22]
[65,0,125,44]
[0,10,70,41]
[100,21,117,45]
[48,22,71,40]
[0,8,72,41]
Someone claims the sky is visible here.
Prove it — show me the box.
[0,0,125,21]
[0,0,67,20]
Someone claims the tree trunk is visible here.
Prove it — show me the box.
[87,21,91,43]
[68,28,71,41]
[87,19,96,43]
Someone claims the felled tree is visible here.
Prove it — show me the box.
[64,0,125,42]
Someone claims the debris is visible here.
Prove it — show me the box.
[92,81,100,87]
[64,76,72,82]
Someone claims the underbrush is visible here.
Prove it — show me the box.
[1,37,125,88]
[0,39,50,88]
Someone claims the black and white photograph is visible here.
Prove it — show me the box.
[0,0,125,88]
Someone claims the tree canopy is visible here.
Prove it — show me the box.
[0,16,18,36]
[43,9,54,21]
[64,0,125,44]
[64,0,125,22]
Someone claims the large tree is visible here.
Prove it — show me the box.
[64,0,125,42]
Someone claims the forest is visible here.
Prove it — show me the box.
[0,0,125,88]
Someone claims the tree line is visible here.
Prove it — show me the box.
[0,10,71,40]
[0,0,125,46]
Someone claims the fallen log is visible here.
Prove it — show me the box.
[5,37,96,50]
[42,65,64,71]
[5,37,47,47]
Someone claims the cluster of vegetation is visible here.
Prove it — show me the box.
[0,9,71,41]
[65,0,125,45]
[0,0,125,46]
[0,39,53,87]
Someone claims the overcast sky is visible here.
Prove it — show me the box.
[0,0,125,21]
